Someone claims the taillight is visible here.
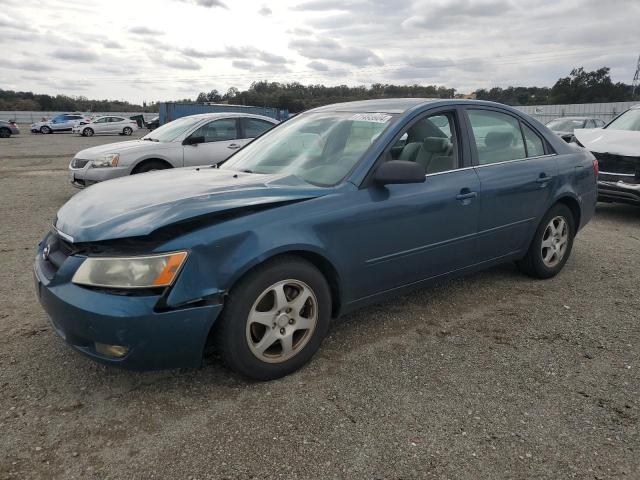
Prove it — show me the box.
[592,158,599,177]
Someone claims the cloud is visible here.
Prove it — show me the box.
[129,26,164,35]
[289,37,383,66]
[103,40,123,49]
[51,48,98,62]
[258,5,272,15]
[307,60,329,71]
[175,0,228,8]
[5,58,57,72]
[402,0,512,29]
[232,60,290,73]
[180,46,289,65]
[154,55,202,70]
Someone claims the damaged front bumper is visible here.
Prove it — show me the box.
[598,172,640,205]
[593,151,640,205]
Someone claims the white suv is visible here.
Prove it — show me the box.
[68,112,278,188]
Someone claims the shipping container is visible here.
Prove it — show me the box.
[158,103,289,125]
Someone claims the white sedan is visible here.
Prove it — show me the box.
[72,115,139,137]
[68,112,278,188]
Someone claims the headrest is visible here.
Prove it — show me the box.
[485,131,513,149]
[423,137,450,153]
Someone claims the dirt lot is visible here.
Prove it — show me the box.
[1,132,639,479]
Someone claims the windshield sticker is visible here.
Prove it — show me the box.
[349,113,392,123]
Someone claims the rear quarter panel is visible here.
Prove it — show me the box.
[553,147,597,231]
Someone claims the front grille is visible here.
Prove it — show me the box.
[592,151,639,176]
[39,231,75,279]
[71,158,90,169]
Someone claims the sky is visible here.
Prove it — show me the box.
[1,0,638,104]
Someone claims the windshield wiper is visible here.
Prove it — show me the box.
[143,137,159,142]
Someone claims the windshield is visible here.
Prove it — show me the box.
[143,116,201,142]
[220,111,395,186]
[606,109,640,132]
[546,118,585,132]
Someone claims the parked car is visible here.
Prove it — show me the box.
[0,120,19,137]
[31,113,90,134]
[573,104,640,205]
[68,113,278,188]
[72,116,139,137]
[146,116,160,130]
[35,99,597,379]
[546,116,605,142]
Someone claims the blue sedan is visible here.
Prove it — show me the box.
[34,99,598,380]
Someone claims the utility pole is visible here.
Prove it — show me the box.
[633,54,640,97]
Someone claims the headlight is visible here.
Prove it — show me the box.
[92,153,120,168]
[72,251,188,288]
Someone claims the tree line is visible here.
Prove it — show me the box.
[1,67,636,114]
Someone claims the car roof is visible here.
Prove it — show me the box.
[550,116,592,120]
[309,98,523,114]
[182,112,277,122]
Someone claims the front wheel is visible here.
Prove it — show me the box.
[0,128,10,138]
[40,126,52,134]
[517,203,575,279]
[82,127,94,137]
[122,127,133,136]
[214,256,331,380]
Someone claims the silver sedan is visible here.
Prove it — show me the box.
[0,120,20,137]
[68,113,278,188]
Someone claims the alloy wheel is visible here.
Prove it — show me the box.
[541,216,569,268]
[245,279,318,363]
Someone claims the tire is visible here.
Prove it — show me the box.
[82,127,94,137]
[214,256,331,380]
[131,160,169,174]
[122,127,133,136]
[517,203,575,279]
[40,126,52,134]
[0,128,10,138]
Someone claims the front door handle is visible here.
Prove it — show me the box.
[536,174,554,185]
[456,189,477,205]
[227,143,241,149]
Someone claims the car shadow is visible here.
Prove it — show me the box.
[595,202,640,222]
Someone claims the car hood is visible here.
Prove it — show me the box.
[55,168,331,243]
[75,140,173,159]
[574,128,640,156]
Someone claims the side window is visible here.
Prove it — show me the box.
[585,119,595,128]
[467,110,526,165]
[94,118,108,124]
[387,111,459,174]
[110,117,124,122]
[243,118,274,138]
[191,118,237,143]
[521,124,545,157]
[595,119,605,128]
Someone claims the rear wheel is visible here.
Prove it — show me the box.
[517,203,575,279]
[40,126,52,134]
[132,160,169,174]
[214,256,331,380]
[82,127,94,137]
[122,127,133,136]
[0,128,10,138]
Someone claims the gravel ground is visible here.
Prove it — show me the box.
[1,132,639,479]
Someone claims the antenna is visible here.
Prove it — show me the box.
[633,54,640,97]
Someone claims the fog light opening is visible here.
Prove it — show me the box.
[95,342,129,358]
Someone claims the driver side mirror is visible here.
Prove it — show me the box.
[183,136,204,146]
[374,160,426,185]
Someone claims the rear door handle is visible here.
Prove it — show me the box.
[227,143,241,149]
